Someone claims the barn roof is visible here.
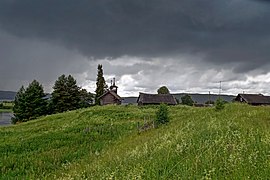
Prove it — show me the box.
[99,90,121,100]
[236,94,270,104]
[137,92,177,105]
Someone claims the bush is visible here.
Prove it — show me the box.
[0,103,3,108]
[215,98,225,111]
[155,104,169,125]
[181,94,194,106]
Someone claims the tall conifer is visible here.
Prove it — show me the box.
[95,64,107,105]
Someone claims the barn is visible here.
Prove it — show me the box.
[99,79,122,105]
[137,92,177,105]
[234,94,270,106]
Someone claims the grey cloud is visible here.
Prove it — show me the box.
[1,0,270,95]
[0,30,90,91]
[0,0,269,68]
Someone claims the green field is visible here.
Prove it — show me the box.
[0,102,13,112]
[1,104,270,179]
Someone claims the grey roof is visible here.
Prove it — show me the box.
[172,93,235,104]
[137,93,177,105]
[99,90,121,100]
[236,94,270,104]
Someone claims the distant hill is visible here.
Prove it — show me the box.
[0,91,16,101]
[122,97,138,105]
[173,93,235,104]
[122,93,236,105]
[0,91,236,104]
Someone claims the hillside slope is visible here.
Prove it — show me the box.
[1,104,270,179]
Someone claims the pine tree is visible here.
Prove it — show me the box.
[95,64,107,105]
[66,75,81,110]
[12,80,47,123]
[51,74,81,113]
[52,75,67,113]
[12,86,26,123]
[24,80,47,119]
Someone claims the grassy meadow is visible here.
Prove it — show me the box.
[0,102,14,112]
[1,104,270,179]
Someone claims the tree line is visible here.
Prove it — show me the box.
[12,64,107,124]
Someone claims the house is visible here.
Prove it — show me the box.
[137,92,177,105]
[234,94,270,106]
[99,78,122,105]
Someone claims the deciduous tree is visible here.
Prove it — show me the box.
[181,94,194,106]
[157,86,170,94]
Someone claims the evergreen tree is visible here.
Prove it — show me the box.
[12,80,47,123]
[66,75,81,109]
[79,89,93,108]
[24,80,47,119]
[95,64,107,105]
[157,86,170,94]
[12,86,26,123]
[51,75,67,113]
[51,74,81,113]
[181,94,194,106]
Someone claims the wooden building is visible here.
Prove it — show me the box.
[99,78,122,105]
[234,94,270,106]
[137,92,177,105]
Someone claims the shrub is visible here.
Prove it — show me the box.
[181,94,194,106]
[215,98,225,111]
[155,103,169,125]
[0,103,3,108]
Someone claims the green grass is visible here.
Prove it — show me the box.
[0,109,13,113]
[1,104,270,179]
[0,102,14,112]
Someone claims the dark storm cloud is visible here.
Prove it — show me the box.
[1,0,270,95]
[0,0,270,73]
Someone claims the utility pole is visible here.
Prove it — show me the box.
[219,81,222,99]
[208,91,211,103]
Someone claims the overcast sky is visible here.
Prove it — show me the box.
[1,0,270,96]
